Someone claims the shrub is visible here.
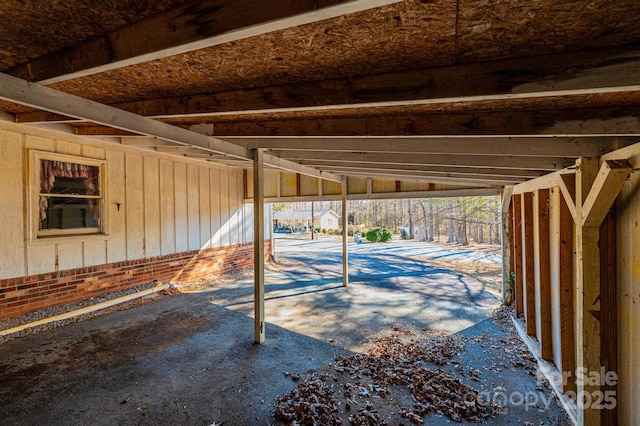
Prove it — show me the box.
[365,227,392,243]
[379,228,392,242]
[321,228,327,234]
[400,229,409,240]
[365,228,381,242]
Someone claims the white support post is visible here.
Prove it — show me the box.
[342,177,349,287]
[253,148,265,344]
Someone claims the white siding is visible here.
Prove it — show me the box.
[0,122,258,280]
[0,130,26,278]
[106,150,127,263]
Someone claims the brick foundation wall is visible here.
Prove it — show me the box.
[0,241,271,320]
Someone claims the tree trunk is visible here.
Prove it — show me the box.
[408,199,414,239]
[393,202,397,233]
[457,200,469,245]
[419,202,428,241]
[447,203,455,243]
[428,200,434,242]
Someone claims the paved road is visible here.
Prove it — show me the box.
[274,237,501,264]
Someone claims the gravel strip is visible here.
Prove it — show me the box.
[0,282,161,343]
[0,265,268,344]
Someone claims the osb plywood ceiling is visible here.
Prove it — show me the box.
[1,0,639,188]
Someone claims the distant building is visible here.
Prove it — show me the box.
[399,224,427,241]
[273,209,340,232]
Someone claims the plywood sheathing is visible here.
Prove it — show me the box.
[0,0,193,70]
[20,0,640,108]
[43,1,456,105]
[456,0,640,63]
[2,0,640,118]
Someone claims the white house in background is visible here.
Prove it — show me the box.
[273,209,340,231]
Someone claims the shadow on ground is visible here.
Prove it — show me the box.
[0,239,568,425]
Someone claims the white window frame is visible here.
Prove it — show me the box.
[30,150,107,240]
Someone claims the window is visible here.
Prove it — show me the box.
[32,152,105,238]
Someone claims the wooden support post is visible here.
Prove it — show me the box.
[501,186,514,303]
[534,189,553,360]
[574,158,630,425]
[582,160,632,227]
[253,148,265,344]
[508,201,515,294]
[512,194,524,317]
[342,177,349,287]
[522,192,537,336]
[600,207,617,426]
[559,192,576,394]
[575,157,600,426]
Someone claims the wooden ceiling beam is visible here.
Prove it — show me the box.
[209,107,640,137]
[0,72,341,182]
[7,0,402,84]
[120,136,177,147]
[226,136,616,157]
[71,105,640,138]
[331,170,507,186]
[278,151,573,170]
[306,162,546,178]
[315,166,527,183]
[15,43,640,123]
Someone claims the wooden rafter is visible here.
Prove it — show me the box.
[223,136,618,158]
[283,151,574,170]
[198,107,640,137]
[0,72,341,182]
[71,105,640,138]
[320,170,507,186]
[7,0,403,84]
[299,161,546,178]
[311,165,528,182]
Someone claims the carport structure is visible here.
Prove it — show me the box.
[0,1,639,424]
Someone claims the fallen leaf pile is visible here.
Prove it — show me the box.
[274,327,494,425]
[403,369,490,423]
[490,306,539,376]
[336,327,491,423]
[274,373,342,425]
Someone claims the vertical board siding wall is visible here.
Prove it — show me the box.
[616,170,640,425]
[0,125,271,319]
[512,166,639,424]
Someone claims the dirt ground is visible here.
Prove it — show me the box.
[0,239,569,425]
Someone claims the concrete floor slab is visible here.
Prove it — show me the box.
[0,239,568,425]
